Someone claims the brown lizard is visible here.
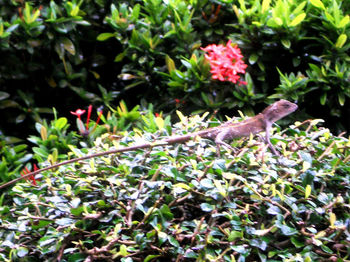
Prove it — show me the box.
[0,99,297,189]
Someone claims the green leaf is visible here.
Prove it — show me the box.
[291,237,305,248]
[292,1,307,16]
[249,53,258,65]
[144,255,161,262]
[117,244,129,257]
[305,184,312,198]
[279,224,298,236]
[114,52,125,62]
[61,37,75,55]
[31,220,52,230]
[165,55,176,73]
[335,34,347,48]
[160,204,173,219]
[228,231,243,241]
[321,244,333,254]
[32,147,49,158]
[274,17,283,26]
[338,15,350,28]
[131,4,141,20]
[309,0,325,10]
[97,32,115,41]
[338,92,345,106]
[200,203,215,212]
[54,117,68,130]
[320,93,327,105]
[289,13,306,27]
[174,183,191,190]
[262,0,271,13]
[168,236,179,247]
[281,39,291,49]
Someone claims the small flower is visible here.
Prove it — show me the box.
[174,98,185,106]
[201,40,247,85]
[70,109,86,120]
[71,106,104,136]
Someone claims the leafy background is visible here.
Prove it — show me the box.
[1,115,350,261]
[0,0,349,140]
[0,0,349,261]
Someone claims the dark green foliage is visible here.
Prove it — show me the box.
[0,101,143,183]
[0,115,349,261]
[0,0,349,140]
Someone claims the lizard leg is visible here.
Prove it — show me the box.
[265,132,280,155]
[215,131,236,156]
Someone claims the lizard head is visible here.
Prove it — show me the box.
[262,99,298,123]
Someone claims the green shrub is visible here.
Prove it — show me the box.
[0,101,144,184]
[0,114,349,261]
[1,0,349,140]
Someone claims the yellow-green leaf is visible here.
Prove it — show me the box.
[97,32,115,41]
[309,0,325,10]
[40,125,47,141]
[31,10,40,23]
[262,0,271,13]
[281,39,291,49]
[304,256,312,262]
[329,212,336,228]
[335,34,347,48]
[155,116,164,130]
[289,13,306,27]
[65,184,72,197]
[165,55,176,73]
[338,92,345,106]
[114,52,125,62]
[302,161,311,172]
[52,148,58,163]
[45,177,52,187]
[174,183,191,190]
[274,17,283,26]
[315,230,326,239]
[61,38,75,55]
[24,2,31,23]
[305,184,311,199]
[214,179,226,197]
[70,6,80,16]
[117,244,129,256]
[254,228,271,236]
[338,15,350,28]
[222,172,236,180]
[176,110,187,124]
[190,159,197,169]
[89,158,96,172]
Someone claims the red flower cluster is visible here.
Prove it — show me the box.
[202,40,247,85]
[21,164,38,186]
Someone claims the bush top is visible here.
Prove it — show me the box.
[0,115,349,261]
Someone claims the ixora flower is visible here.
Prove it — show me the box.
[201,40,247,85]
[21,164,39,186]
[70,105,103,136]
[70,108,86,120]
